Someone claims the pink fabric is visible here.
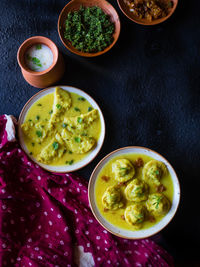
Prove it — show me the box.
[0,115,174,267]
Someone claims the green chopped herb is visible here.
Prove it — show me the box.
[68,151,72,154]
[30,152,33,155]
[155,170,160,175]
[77,117,83,123]
[88,106,93,111]
[78,97,85,101]
[49,110,53,114]
[36,130,42,137]
[64,6,115,53]
[56,104,62,109]
[32,57,42,67]
[66,159,74,165]
[36,115,40,120]
[74,137,81,143]
[37,103,42,106]
[81,132,87,136]
[31,142,35,146]
[62,123,67,128]
[28,119,32,122]
[36,44,42,50]
[74,107,80,112]
[52,142,59,150]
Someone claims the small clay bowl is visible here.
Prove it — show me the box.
[117,0,178,25]
[58,0,120,57]
[17,36,65,88]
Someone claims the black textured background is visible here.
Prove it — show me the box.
[0,0,200,265]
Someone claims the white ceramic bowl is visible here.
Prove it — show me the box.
[18,85,105,173]
[88,146,180,239]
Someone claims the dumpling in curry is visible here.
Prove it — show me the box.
[124,204,145,228]
[49,87,72,126]
[112,159,135,182]
[37,133,66,164]
[102,186,123,210]
[61,129,96,154]
[21,120,48,144]
[63,109,99,134]
[125,179,149,202]
[142,160,167,186]
[146,193,170,217]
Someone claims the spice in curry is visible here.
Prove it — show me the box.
[125,0,173,21]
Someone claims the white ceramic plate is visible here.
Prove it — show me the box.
[18,85,105,173]
[88,146,180,239]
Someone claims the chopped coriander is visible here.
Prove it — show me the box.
[37,103,42,106]
[36,44,42,50]
[28,119,32,122]
[68,151,72,154]
[78,97,85,101]
[30,152,33,155]
[77,117,83,123]
[62,123,67,128]
[64,6,115,53]
[74,137,81,143]
[88,106,92,111]
[74,107,80,112]
[56,104,61,109]
[66,159,74,165]
[81,132,87,136]
[36,115,40,120]
[32,57,42,67]
[52,142,59,150]
[36,130,42,137]
[49,110,53,114]
[31,142,35,146]
[155,170,160,175]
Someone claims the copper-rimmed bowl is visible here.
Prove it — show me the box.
[117,0,178,25]
[58,0,120,57]
[88,146,180,239]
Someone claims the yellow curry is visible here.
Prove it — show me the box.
[95,154,173,231]
[21,87,101,166]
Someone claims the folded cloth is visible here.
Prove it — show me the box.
[0,115,174,267]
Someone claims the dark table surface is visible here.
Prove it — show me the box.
[0,0,200,265]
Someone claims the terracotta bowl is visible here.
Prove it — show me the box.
[117,0,178,25]
[58,0,120,57]
[88,146,180,239]
[18,85,106,173]
[17,36,65,88]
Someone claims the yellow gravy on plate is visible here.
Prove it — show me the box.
[21,87,101,166]
[95,154,173,231]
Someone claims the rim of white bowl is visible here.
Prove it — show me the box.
[18,85,105,173]
[88,146,181,239]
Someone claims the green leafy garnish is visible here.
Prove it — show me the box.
[52,142,59,150]
[37,103,42,106]
[32,57,42,67]
[68,151,72,154]
[56,104,61,109]
[66,160,74,165]
[36,115,40,120]
[74,137,81,143]
[28,119,32,122]
[81,132,87,136]
[36,130,42,137]
[31,142,35,146]
[74,107,80,112]
[36,44,42,50]
[88,107,92,112]
[155,170,160,175]
[30,152,33,155]
[152,195,163,209]
[62,123,67,128]
[64,6,115,53]
[49,110,53,114]
[77,117,83,123]
[78,97,85,101]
